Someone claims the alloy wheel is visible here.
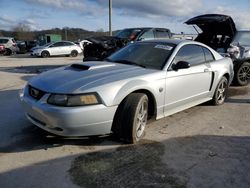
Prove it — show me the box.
[136,100,148,139]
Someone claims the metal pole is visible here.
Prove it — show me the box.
[65,28,68,41]
[109,0,112,36]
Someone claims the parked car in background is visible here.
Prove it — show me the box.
[17,40,39,54]
[0,37,19,55]
[17,41,27,54]
[26,40,38,52]
[20,39,233,143]
[75,39,91,51]
[186,14,250,86]
[83,27,172,59]
[31,41,82,58]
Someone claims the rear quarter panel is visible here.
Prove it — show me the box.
[209,57,234,96]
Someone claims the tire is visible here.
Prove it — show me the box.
[41,51,50,58]
[70,50,78,57]
[212,76,228,105]
[4,48,12,56]
[112,93,148,144]
[234,62,250,86]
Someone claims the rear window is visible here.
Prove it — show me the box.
[155,30,170,38]
[0,39,9,44]
[115,29,142,39]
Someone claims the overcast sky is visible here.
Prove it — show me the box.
[0,0,250,33]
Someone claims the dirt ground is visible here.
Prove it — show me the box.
[0,54,249,188]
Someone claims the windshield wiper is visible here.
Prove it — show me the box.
[112,59,146,68]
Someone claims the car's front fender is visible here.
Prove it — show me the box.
[96,78,166,119]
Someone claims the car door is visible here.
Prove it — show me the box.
[49,42,64,55]
[62,42,74,55]
[164,44,212,115]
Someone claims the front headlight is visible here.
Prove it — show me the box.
[47,93,102,107]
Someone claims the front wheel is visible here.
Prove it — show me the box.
[212,76,228,105]
[234,62,250,86]
[112,93,148,144]
[70,50,78,57]
[41,51,50,58]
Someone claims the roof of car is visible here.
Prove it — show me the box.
[124,27,170,31]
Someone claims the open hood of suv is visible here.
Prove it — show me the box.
[185,14,236,37]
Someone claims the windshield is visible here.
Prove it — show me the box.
[233,31,250,46]
[108,42,175,70]
[115,29,142,40]
[43,42,54,47]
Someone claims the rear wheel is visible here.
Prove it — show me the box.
[234,62,250,86]
[4,48,12,56]
[212,76,228,105]
[112,93,148,144]
[41,51,50,58]
[70,50,78,57]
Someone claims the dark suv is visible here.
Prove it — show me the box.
[186,14,250,86]
[83,27,171,59]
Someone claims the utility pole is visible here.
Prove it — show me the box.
[64,27,68,40]
[109,0,112,36]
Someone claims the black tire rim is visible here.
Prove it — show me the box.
[135,100,148,139]
[71,51,77,57]
[216,79,227,104]
[238,64,250,83]
[42,52,48,57]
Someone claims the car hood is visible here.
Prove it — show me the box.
[29,61,160,93]
[185,14,236,37]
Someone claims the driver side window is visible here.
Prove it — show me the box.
[173,44,206,67]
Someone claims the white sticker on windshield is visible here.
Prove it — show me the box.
[154,44,173,51]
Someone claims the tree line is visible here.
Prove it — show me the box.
[0,27,109,42]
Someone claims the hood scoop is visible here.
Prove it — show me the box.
[70,64,90,70]
[69,62,115,71]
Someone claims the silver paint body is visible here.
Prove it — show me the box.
[20,40,234,136]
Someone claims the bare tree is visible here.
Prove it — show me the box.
[12,23,34,40]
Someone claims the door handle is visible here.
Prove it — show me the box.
[204,68,209,72]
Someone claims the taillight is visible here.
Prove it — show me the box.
[13,43,17,47]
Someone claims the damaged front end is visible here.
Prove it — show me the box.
[83,36,128,60]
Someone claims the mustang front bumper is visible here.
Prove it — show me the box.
[19,87,117,137]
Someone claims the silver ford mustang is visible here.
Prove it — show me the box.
[20,39,234,143]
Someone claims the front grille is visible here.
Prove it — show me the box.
[28,85,45,100]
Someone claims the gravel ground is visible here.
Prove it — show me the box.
[0,54,249,188]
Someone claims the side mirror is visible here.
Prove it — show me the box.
[172,61,190,71]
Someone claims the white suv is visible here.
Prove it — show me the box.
[0,37,19,55]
